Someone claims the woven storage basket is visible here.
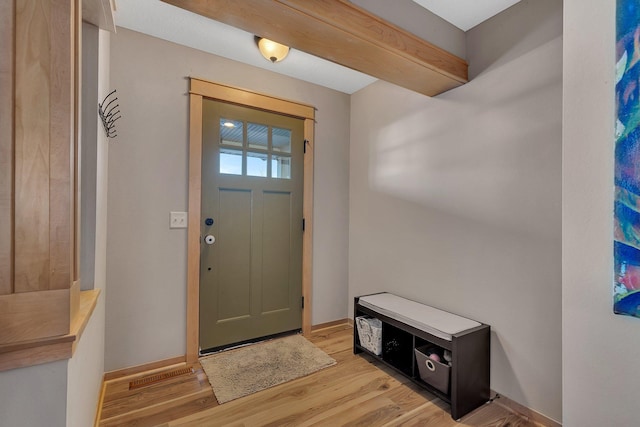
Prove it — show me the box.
[356,316,382,356]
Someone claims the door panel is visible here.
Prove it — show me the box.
[217,189,252,321]
[200,99,303,352]
[262,191,294,313]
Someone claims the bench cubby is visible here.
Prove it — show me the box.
[353,293,490,420]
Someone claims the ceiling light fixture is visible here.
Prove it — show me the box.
[255,36,290,63]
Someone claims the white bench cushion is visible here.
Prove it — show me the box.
[358,293,481,341]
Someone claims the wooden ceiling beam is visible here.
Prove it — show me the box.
[161,0,468,96]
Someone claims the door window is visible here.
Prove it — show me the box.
[219,148,242,175]
[218,118,292,179]
[247,122,268,150]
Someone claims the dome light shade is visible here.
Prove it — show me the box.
[256,37,290,63]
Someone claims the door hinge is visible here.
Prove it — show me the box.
[302,218,305,231]
[304,139,309,154]
[301,296,305,309]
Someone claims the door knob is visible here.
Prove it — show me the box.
[204,235,216,245]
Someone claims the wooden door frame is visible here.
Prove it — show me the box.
[186,78,315,362]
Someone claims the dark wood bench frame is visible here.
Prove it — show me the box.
[353,294,490,420]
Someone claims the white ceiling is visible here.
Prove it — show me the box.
[411,0,522,31]
[113,0,521,94]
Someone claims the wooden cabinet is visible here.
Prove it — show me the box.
[0,0,82,358]
[354,295,490,420]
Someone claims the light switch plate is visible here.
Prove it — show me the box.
[170,211,188,229]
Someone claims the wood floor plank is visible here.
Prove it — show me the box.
[102,365,199,403]
[311,332,352,352]
[460,402,541,427]
[111,394,218,427]
[100,389,212,427]
[303,382,432,427]
[308,326,350,343]
[294,385,405,427]
[101,372,206,419]
[382,401,458,427]
[100,324,543,427]
[261,375,401,426]
[170,356,394,426]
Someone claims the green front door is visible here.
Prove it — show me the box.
[199,99,304,352]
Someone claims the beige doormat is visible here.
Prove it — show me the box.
[200,334,336,404]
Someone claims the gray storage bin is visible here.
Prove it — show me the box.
[415,345,451,395]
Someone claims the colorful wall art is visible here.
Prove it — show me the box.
[614,0,640,317]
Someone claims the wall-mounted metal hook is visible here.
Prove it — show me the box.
[98,89,121,139]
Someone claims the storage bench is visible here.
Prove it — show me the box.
[353,293,490,420]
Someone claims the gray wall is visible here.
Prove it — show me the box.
[348,0,562,421]
[67,297,105,427]
[562,0,639,424]
[106,28,351,370]
[0,361,68,427]
[350,0,466,59]
[67,23,110,427]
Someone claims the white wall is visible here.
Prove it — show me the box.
[349,0,562,421]
[106,28,351,370]
[562,1,640,425]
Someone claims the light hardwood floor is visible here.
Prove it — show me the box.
[98,325,541,427]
